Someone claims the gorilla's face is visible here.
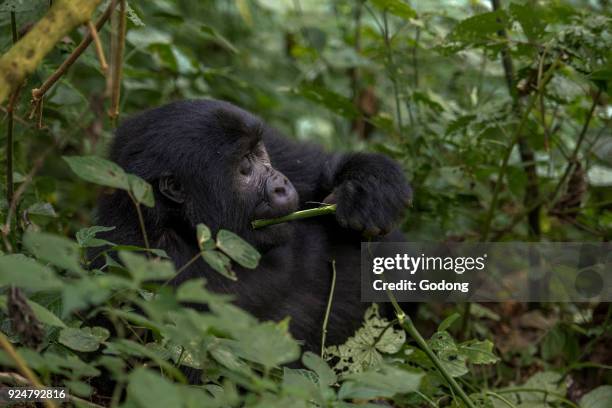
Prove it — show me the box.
[235,141,299,220]
[133,101,299,249]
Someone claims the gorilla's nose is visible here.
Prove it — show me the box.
[266,173,298,214]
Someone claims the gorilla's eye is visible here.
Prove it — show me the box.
[239,156,253,176]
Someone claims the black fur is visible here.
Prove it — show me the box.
[92,99,411,352]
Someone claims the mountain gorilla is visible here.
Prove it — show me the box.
[93,99,411,353]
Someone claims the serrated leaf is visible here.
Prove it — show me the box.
[0,254,61,291]
[302,351,336,386]
[216,229,260,269]
[325,304,405,373]
[76,225,115,248]
[23,231,83,275]
[63,156,129,190]
[119,251,175,284]
[229,321,300,368]
[59,327,109,352]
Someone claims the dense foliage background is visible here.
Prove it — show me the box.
[0,0,610,407]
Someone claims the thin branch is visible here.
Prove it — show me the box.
[491,0,541,238]
[30,1,113,105]
[0,333,57,408]
[109,0,127,119]
[320,259,337,357]
[6,12,19,205]
[0,372,104,408]
[481,59,560,240]
[87,20,108,72]
[0,0,103,105]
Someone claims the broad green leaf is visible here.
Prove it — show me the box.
[459,339,499,365]
[445,10,508,51]
[513,371,567,403]
[23,231,83,275]
[580,385,612,408]
[229,321,300,368]
[216,229,260,269]
[176,278,232,304]
[339,365,422,400]
[302,351,336,386]
[438,348,468,377]
[0,254,61,291]
[509,3,547,41]
[63,156,129,190]
[370,0,416,20]
[76,225,115,248]
[59,327,110,352]
[119,251,176,284]
[0,295,66,328]
[128,368,182,408]
[201,250,236,280]
[127,174,155,207]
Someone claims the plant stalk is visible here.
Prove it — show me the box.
[252,204,336,229]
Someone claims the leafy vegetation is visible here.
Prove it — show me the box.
[0,0,610,407]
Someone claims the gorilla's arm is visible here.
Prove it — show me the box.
[263,130,411,235]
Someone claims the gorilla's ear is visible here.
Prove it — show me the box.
[159,173,185,204]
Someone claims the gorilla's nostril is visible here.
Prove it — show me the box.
[274,187,286,195]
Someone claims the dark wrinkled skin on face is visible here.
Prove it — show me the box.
[91,99,412,356]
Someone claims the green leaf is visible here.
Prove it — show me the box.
[119,251,176,284]
[76,225,115,248]
[201,250,236,280]
[438,312,461,332]
[26,202,57,218]
[325,304,405,373]
[23,231,83,275]
[580,385,612,408]
[63,155,129,190]
[459,339,499,365]
[340,365,422,400]
[59,327,110,352]
[295,84,359,119]
[302,351,336,386]
[446,10,508,50]
[429,331,456,352]
[196,223,212,250]
[370,0,417,20]
[127,174,155,207]
[128,368,182,408]
[0,295,66,328]
[216,229,260,269]
[509,3,547,41]
[229,321,300,368]
[0,254,61,291]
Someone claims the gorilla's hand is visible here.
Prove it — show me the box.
[325,153,411,236]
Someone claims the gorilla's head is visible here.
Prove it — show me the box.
[108,100,299,249]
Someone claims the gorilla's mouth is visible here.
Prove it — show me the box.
[253,200,298,220]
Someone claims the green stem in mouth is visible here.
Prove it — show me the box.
[251,204,337,229]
